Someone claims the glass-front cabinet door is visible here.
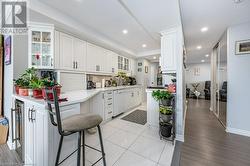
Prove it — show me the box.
[29,24,54,69]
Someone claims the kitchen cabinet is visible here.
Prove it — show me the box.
[129,58,136,76]
[28,23,54,69]
[59,32,86,71]
[60,32,74,70]
[24,102,47,166]
[160,28,180,73]
[23,99,80,166]
[89,91,113,121]
[105,50,118,74]
[86,43,107,73]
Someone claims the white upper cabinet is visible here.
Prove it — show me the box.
[160,27,182,73]
[28,23,54,69]
[60,32,74,70]
[73,38,86,71]
[105,50,118,74]
[57,31,86,71]
[86,43,103,72]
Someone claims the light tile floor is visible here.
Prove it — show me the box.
[84,104,175,166]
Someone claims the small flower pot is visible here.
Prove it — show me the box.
[160,122,172,138]
[19,88,29,96]
[42,86,61,100]
[33,89,43,99]
[160,113,172,123]
[14,86,20,95]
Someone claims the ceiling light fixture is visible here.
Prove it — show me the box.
[122,29,128,34]
[234,0,244,3]
[205,54,209,57]
[197,45,202,50]
[201,59,205,63]
[153,56,156,59]
[201,27,208,32]
[142,44,147,48]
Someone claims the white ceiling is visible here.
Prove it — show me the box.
[32,0,181,57]
[180,0,250,64]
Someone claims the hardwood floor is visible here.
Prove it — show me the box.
[0,144,22,166]
[180,99,250,166]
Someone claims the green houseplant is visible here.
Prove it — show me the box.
[152,90,173,106]
[159,107,173,138]
[41,78,62,99]
[159,107,173,122]
[30,78,44,98]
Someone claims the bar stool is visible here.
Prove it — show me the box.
[44,87,106,166]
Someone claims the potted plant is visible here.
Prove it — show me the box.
[18,78,30,96]
[160,122,172,138]
[30,78,44,99]
[13,78,23,94]
[18,67,39,97]
[159,106,173,122]
[152,90,173,106]
[41,78,61,100]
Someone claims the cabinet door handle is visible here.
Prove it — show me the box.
[76,61,78,69]
[73,61,75,69]
[28,108,31,122]
[31,108,36,122]
[108,103,112,106]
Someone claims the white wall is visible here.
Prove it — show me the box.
[186,63,211,84]
[227,22,250,136]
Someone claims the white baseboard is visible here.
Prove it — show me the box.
[176,134,184,142]
[226,127,250,137]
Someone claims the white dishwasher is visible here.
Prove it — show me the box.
[113,89,131,117]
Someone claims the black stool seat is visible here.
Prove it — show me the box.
[63,113,103,132]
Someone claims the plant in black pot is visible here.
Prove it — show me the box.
[159,107,173,138]
[159,106,173,122]
[152,90,173,106]
[160,122,172,138]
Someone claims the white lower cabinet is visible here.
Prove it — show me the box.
[89,91,113,121]
[24,100,80,166]
[24,102,47,166]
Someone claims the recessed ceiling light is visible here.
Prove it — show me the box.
[197,45,202,50]
[142,44,147,48]
[201,27,208,32]
[122,29,128,34]
[201,59,205,63]
[234,0,244,3]
[153,56,156,59]
[205,54,209,57]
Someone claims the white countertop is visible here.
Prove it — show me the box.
[13,85,142,107]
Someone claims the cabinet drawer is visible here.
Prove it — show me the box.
[104,91,113,99]
[105,101,113,108]
[105,106,113,120]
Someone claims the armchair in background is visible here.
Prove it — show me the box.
[204,81,211,100]
[220,81,227,102]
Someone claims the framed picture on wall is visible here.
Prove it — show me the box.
[4,35,11,65]
[236,39,250,55]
